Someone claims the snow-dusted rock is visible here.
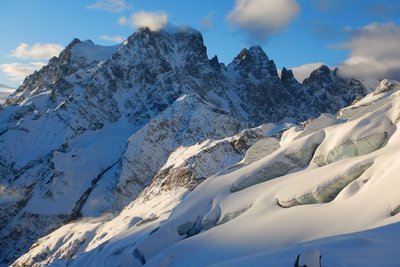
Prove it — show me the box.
[0,27,377,266]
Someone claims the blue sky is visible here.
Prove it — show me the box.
[1,0,400,89]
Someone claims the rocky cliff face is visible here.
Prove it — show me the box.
[0,27,368,265]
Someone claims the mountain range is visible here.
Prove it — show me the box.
[1,27,399,267]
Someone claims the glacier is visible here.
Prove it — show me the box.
[0,27,399,266]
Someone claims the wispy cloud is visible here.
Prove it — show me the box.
[118,11,169,31]
[87,0,130,13]
[0,62,46,83]
[10,43,63,60]
[335,23,400,82]
[226,0,300,41]
[100,34,125,43]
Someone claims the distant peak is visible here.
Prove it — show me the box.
[281,67,293,76]
[234,46,269,66]
[305,65,333,80]
[80,39,95,45]
[162,25,202,36]
[316,65,331,74]
[248,45,268,59]
[237,48,249,60]
[210,55,220,68]
[281,67,295,80]
[373,79,399,95]
[131,25,202,38]
[281,67,301,90]
[67,38,81,47]
[62,38,96,54]
[125,26,204,48]
[136,26,152,34]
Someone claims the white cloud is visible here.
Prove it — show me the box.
[100,34,125,43]
[87,0,129,13]
[290,62,327,82]
[118,11,168,31]
[0,62,46,83]
[227,0,300,40]
[10,43,63,60]
[336,23,400,82]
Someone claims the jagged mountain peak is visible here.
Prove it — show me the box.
[5,37,121,105]
[118,26,208,71]
[66,37,81,47]
[124,26,205,50]
[232,46,269,66]
[210,55,220,67]
[237,45,269,60]
[281,67,301,91]
[0,26,385,265]
[248,45,269,59]
[281,67,296,81]
[303,64,337,84]
[229,46,278,78]
[373,79,400,95]
[56,38,102,64]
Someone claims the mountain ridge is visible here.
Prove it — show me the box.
[0,27,386,266]
[11,78,400,267]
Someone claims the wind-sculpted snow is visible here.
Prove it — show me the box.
[338,80,400,121]
[277,161,373,208]
[230,131,324,192]
[9,121,280,267]
[241,137,280,164]
[212,222,400,267]
[0,27,396,266]
[324,132,388,164]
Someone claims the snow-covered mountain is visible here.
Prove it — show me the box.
[2,27,398,266]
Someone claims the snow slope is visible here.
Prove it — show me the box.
[0,27,384,266]
[12,80,400,267]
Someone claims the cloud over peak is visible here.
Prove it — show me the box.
[227,0,300,40]
[118,11,169,32]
